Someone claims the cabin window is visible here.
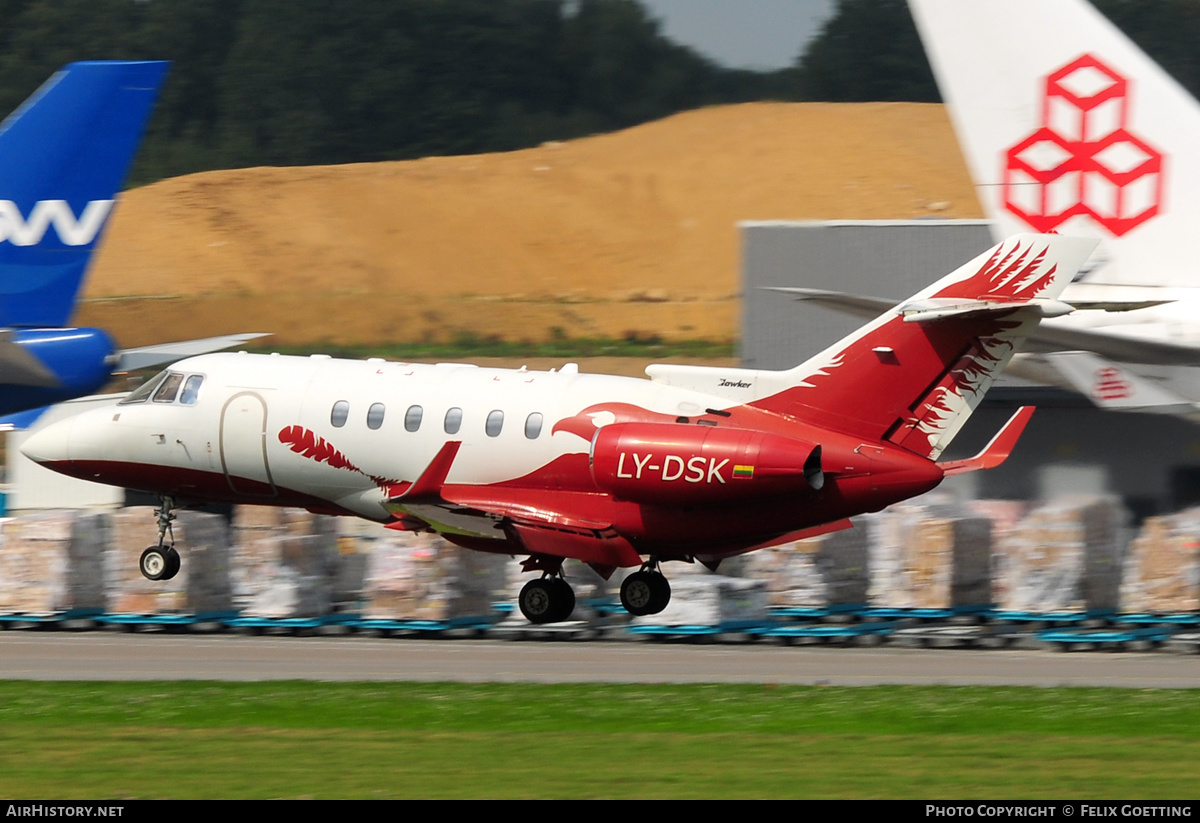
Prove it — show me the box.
[405,405,423,432]
[486,410,504,437]
[367,403,386,430]
[524,412,543,439]
[152,373,184,403]
[120,371,167,405]
[444,407,462,434]
[331,400,349,427]
[179,375,204,405]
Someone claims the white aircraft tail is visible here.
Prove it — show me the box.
[909,0,1200,287]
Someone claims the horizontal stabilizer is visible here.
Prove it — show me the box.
[772,286,1188,365]
[938,406,1035,476]
[766,288,1163,324]
[116,333,270,372]
[899,297,1075,323]
[761,287,894,319]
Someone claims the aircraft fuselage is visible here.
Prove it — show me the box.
[27,351,945,560]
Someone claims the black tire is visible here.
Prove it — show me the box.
[647,573,671,615]
[519,579,557,624]
[620,571,655,616]
[622,571,671,616]
[161,547,181,581]
[139,547,168,581]
[550,578,576,622]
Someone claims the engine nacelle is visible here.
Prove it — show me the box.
[590,422,823,504]
[0,327,117,415]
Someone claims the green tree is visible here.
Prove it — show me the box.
[795,0,938,102]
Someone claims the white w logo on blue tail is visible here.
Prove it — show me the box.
[0,199,113,246]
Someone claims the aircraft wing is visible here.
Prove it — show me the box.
[1040,351,1200,418]
[115,333,271,372]
[768,287,1200,365]
[1019,325,1200,366]
[383,441,643,570]
[392,494,643,570]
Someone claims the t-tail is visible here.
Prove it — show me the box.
[0,61,169,327]
[750,234,1099,459]
[908,0,1198,288]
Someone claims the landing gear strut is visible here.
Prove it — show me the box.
[621,561,671,616]
[139,496,181,581]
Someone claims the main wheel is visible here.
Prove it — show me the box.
[647,573,671,615]
[161,547,182,581]
[621,571,671,616]
[139,546,168,581]
[549,577,576,622]
[519,579,557,624]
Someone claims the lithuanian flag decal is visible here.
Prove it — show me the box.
[733,464,754,479]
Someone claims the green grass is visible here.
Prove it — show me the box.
[0,682,1198,799]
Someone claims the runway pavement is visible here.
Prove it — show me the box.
[2,632,1199,686]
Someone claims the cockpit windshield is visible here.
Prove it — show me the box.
[119,371,205,406]
[153,373,184,403]
[119,371,168,405]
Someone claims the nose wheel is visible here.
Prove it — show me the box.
[139,545,181,581]
[620,568,671,616]
[139,496,181,581]
[518,576,576,624]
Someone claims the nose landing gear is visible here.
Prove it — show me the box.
[139,496,181,581]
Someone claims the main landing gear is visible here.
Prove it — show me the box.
[517,556,674,623]
[518,555,576,624]
[620,561,671,616]
[139,496,181,581]
[518,576,576,624]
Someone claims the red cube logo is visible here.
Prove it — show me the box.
[1002,55,1165,237]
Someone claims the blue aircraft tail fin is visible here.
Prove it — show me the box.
[0,60,169,328]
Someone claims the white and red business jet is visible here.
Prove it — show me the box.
[22,234,1097,622]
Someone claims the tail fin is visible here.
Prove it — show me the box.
[909,0,1195,286]
[0,61,169,327]
[750,234,1098,458]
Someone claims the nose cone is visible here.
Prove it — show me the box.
[20,415,77,469]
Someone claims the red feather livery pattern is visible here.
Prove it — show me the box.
[277,425,398,486]
[942,239,1058,300]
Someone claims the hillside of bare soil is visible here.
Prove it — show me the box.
[79,102,980,352]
